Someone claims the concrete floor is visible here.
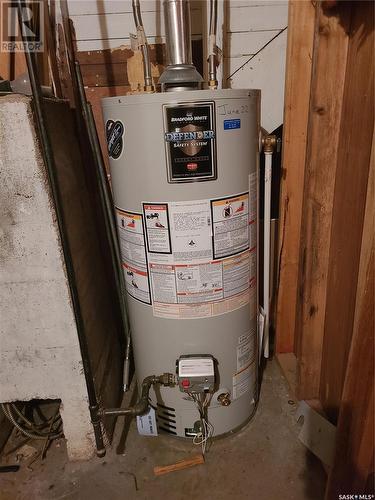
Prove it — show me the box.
[0,360,326,500]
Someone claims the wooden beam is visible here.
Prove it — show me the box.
[0,52,27,82]
[56,22,74,103]
[76,45,160,87]
[295,2,351,399]
[44,0,63,97]
[319,0,374,421]
[0,52,10,81]
[325,133,374,498]
[275,0,315,354]
[75,39,203,88]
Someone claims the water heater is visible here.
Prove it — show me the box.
[102,88,260,437]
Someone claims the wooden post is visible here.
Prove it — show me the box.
[275,0,315,354]
[0,52,11,80]
[325,134,374,497]
[319,0,375,420]
[295,2,351,399]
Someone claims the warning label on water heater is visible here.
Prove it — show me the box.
[232,362,256,400]
[211,192,250,259]
[149,250,253,319]
[121,190,256,317]
[142,191,255,319]
[144,204,171,254]
[115,208,151,305]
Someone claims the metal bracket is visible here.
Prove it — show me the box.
[295,401,336,466]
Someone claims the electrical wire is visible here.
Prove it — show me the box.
[2,403,63,440]
[188,392,214,455]
[1,403,63,441]
[9,402,61,432]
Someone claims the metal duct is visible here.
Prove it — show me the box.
[159,0,203,90]
[165,0,192,66]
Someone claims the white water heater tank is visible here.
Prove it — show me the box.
[102,88,260,437]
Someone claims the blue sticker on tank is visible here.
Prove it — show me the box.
[224,119,241,130]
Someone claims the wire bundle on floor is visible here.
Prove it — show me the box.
[1,402,63,441]
[188,392,214,455]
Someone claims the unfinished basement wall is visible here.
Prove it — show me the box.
[0,94,125,460]
[62,0,287,138]
[0,96,95,461]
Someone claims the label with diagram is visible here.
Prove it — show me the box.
[143,199,213,265]
[232,362,256,400]
[163,101,217,183]
[169,199,213,262]
[143,204,171,254]
[175,262,223,303]
[141,191,256,319]
[115,208,151,305]
[123,263,151,304]
[149,249,252,319]
[116,209,146,267]
[211,193,250,259]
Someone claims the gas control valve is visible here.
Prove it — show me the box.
[177,355,215,394]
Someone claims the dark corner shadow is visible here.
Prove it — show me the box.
[115,381,138,456]
[322,0,374,49]
[301,449,328,500]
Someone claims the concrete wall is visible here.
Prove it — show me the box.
[0,95,95,461]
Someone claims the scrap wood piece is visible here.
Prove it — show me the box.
[153,454,204,476]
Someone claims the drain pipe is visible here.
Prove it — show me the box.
[208,0,218,89]
[17,0,106,457]
[261,135,278,358]
[132,0,154,92]
[263,149,272,358]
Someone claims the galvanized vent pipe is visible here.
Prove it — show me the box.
[164,0,192,66]
[159,0,203,91]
